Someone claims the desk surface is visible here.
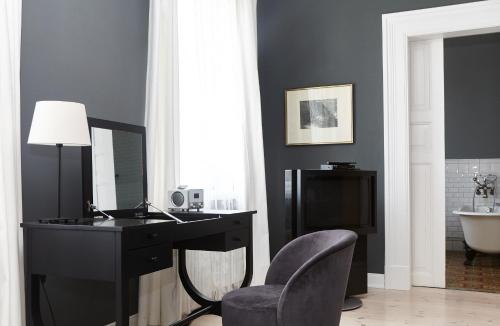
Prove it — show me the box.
[21,210,256,231]
[21,218,173,231]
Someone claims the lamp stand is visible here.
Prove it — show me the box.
[57,143,62,218]
[342,297,363,311]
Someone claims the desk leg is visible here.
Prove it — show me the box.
[178,249,215,308]
[25,228,44,326]
[175,249,218,326]
[26,274,44,326]
[115,278,129,326]
[176,218,254,322]
[115,233,129,326]
[241,221,253,288]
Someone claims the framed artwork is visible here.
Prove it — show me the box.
[285,84,353,145]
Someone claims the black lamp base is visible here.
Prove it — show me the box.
[342,297,363,311]
[56,143,63,218]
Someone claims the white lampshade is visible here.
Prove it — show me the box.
[28,101,91,146]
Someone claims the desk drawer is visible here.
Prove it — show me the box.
[127,244,173,277]
[227,215,250,229]
[126,225,171,249]
[174,228,249,251]
[224,228,249,251]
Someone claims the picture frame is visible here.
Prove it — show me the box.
[285,84,354,146]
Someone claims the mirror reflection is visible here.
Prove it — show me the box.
[91,127,144,210]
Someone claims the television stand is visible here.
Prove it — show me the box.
[284,169,376,311]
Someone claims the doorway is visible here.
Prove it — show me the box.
[444,32,500,293]
[383,1,500,290]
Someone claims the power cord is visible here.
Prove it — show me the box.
[40,276,58,326]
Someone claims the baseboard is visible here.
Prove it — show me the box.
[367,273,385,289]
[385,265,411,290]
[105,314,138,326]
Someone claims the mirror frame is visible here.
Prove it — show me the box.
[82,118,148,218]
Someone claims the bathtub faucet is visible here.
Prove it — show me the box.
[472,173,497,212]
[473,173,497,198]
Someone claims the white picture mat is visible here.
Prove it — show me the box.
[286,85,353,145]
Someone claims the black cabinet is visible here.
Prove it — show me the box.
[285,169,377,296]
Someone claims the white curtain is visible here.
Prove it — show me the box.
[0,0,24,325]
[178,0,270,294]
[141,0,183,324]
[141,0,269,324]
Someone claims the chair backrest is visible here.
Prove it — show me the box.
[267,230,357,326]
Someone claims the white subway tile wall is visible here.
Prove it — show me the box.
[445,159,500,251]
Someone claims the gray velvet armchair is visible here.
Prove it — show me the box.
[222,230,357,326]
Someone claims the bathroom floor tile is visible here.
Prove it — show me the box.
[446,250,500,293]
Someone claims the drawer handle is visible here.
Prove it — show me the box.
[233,220,241,225]
[149,256,160,262]
[148,233,159,239]
[232,237,241,242]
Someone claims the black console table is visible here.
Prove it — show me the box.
[22,210,254,326]
[285,169,377,309]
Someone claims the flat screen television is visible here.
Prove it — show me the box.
[285,169,377,240]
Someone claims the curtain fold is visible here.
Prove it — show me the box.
[235,0,270,285]
[0,0,24,325]
[141,0,182,324]
[141,0,269,324]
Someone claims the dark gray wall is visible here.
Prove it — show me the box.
[21,0,149,324]
[445,33,500,159]
[257,0,474,274]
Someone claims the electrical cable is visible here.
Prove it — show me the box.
[40,278,57,326]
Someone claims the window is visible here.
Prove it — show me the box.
[178,0,247,210]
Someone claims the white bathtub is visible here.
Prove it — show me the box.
[453,206,500,254]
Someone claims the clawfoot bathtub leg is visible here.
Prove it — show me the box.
[464,241,477,266]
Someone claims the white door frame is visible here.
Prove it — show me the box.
[383,0,500,290]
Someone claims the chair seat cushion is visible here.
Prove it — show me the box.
[222,285,284,326]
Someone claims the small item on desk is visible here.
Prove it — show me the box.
[320,161,358,170]
[38,218,97,225]
[39,217,81,224]
[168,186,204,212]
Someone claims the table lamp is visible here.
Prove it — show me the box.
[28,101,91,218]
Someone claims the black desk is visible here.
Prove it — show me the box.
[22,210,255,326]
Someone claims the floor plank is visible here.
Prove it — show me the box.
[341,287,500,326]
[190,314,222,326]
[191,287,500,325]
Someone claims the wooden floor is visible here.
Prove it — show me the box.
[447,251,500,293]
[341,287,500,326]
[192,287,500,326]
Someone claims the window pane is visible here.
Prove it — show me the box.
[178,0,247,209]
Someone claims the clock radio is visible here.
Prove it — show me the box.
[168,186,204,211]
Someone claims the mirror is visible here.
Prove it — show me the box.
[82,118,147,214]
